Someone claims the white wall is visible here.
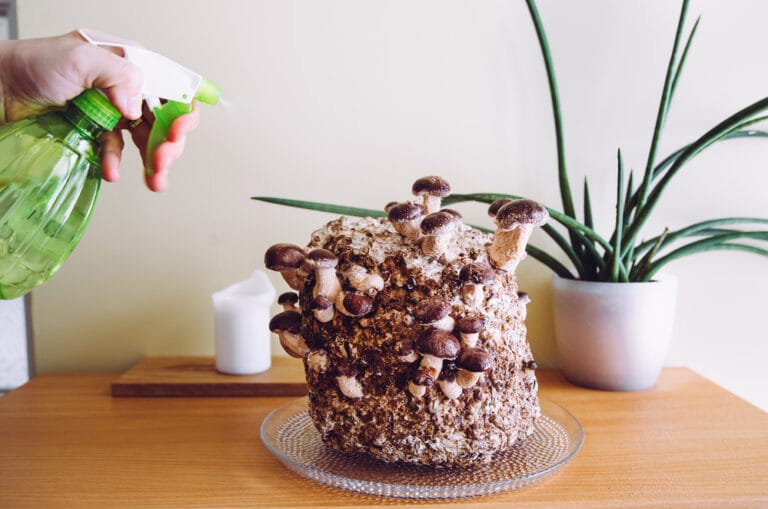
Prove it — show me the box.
[17,0,768,409]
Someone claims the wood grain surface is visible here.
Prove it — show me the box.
[0,368,766,508]
[110,356,307,397]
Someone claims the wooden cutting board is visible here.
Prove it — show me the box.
[110,356,307,397]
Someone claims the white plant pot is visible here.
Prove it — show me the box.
[552,274,677,391]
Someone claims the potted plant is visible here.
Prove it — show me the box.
[254,0,768,390]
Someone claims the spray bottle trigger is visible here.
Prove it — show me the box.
[145,100,193,175]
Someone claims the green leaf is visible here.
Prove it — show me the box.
[670,16,701,98]
[252,196,384,218]
[644,234,768,281]
[612,149,627,281]
[635,217,768,257]
[638,0,691,209]
[626,126,768,214]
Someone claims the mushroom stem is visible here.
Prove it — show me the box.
[394,219,423,241]
[422,234,451,257]
[489,223,534,272]
[460,332,479,348]
[314,266,342,301]
[336,375,364,398]
[457,369,482,389]
[345,265,385,293]
[439,375,462,399]
[419,354,444,380]
[432,315,455,333]
[313,306,334,323]
[408,380,428,398]
[423,195,442,216]
[278,332,309,358]
[461,284,485,307]
[307,350,329,373]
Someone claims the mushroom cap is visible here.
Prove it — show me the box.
[495,199,549,230]
[457,348,495,372]
[517,291,531,304]
[420,211,456,236]
[313,295,333,310]
[265,243,306,271]
[412,368,435,387]
[413,297,452,324]
[487,198,512,218]
[269,310,302,334]
[412,176,451,198]
[459,262,495,284]
[416,329,461,359]
[387,202,424,222]
[441,208,463,220]
[342,293,373,316]
[277,292,299,305]
[384,201,399,213]
[457,315,483,334]
[307,248,339,269]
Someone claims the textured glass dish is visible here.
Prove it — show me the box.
[260,397,584,499]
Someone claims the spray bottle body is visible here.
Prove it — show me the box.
[0,92,112,299]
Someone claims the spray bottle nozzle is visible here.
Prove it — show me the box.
[196,79,221,106]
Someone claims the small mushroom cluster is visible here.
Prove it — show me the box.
[266,242,384,398]
[386,176,549,271]
[265,176,546,401]
[402,296,495,400]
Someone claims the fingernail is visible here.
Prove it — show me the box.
[126,95,142,119]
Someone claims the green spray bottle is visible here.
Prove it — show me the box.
[0,35,221,299]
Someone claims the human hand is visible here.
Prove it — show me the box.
[0,29,198,191]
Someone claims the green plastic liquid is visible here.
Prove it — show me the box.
[0,108,102,299]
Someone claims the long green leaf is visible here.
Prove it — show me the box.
[612,149,626,281]
[670,16,701,98]
[638,0,691,210]
[627,124,768,213]
[582,177,598,278]
[644,237,768,281]
[634,217,768,257]
[526,0,586,266]
[542,224,588,278]
[252,196,384,218]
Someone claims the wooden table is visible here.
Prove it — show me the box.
[0,367,765,508]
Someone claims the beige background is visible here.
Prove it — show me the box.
[17,0,768,409]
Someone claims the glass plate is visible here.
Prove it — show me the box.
[260,397,584,499]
